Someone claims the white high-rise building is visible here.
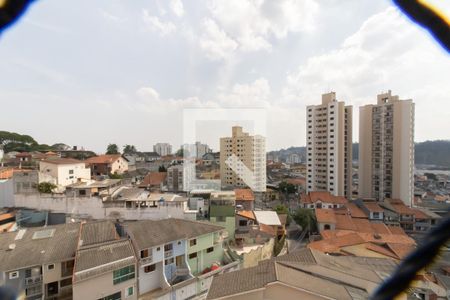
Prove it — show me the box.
[153,143,172,156]
[359,90,415,206]
[220,126,266,192]
[306,92,353,199]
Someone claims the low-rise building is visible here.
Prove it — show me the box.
[86,154,129,176]
[300,191,348,209]
[39,158,91,187]
[124,219,226,297]
[167,165,184,192]
[234,189,254,211]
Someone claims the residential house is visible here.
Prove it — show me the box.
[411,208,441,233]
[123,219,226,298]
[354,200,384,221]
[136,152,160,162]
[39,158,91,187]
[209,191,235,239]
[65,179,122,197]
[202,152,220,166]
[138,172,167,191]
[0,223,80,299]
[207,248,400,300]
[300,191,348,209]
[234,189,254,211]
[86,154,129,176]
[73,221,137,300]
[379,199,416,232]
[13,170,56,194]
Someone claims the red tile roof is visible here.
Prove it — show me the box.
[139,172,167,187]
[315,209,336,224]
[411,208,430,219]
[301,191,348,204]
[334,214,356,231]
[237,210,255,220]
[85,154,122,164]
[364,243,399,259]
[370,223,391,235]
[386,243,414,259]
[344,203,368,218]
[363,202,384,213]
[234,189,255,201]
[387,225,406,235]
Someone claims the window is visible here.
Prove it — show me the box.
[189,239,197,247]
[79,189,86,196]
[125,287,134,297]
[164,244,173,251]
[189,252,197,259]
[113,265,135,285]
[47,264,55,270]
[60,277,72,287]
[177,241,181,245]
[69,170,74,174]
[239,220,247,226]
[144,264,156,273]
[140,249,149,258]
[206,247,214,253]
[98,292,121,300]
[156,247,161,251]
[26,286,41,296]
[9,271,19,279]
[165,258,174,265]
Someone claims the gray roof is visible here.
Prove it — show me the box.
[0,223,80,272]
[206,248,395,299]
[80,220,118,248]
[124,219,224,250]
[74,239,136,282]
[67,179,121,189]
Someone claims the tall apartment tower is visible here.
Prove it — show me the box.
[153,143,172,156]
[220,126,266,192]
[359,90,415,206]
[306,92,353,199]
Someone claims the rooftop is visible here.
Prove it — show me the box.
[0,223,80,272]
[302,191,348,204]
[234,188,254,201]
[74,239,135,282]
[253,211,281,226]
[79,220,118,248]
[40,157,85,165]
[85,154,123,164]
[124,219,224,250]
[138,172,167,188]
[207,248,396,299]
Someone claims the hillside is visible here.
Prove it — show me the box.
[270,140,450,168]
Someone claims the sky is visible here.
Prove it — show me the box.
[0,0,449,153]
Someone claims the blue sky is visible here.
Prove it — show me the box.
[0,0,449,152]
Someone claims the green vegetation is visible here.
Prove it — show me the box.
[278,181,296,194]
[292,208,317,233]
[158,165,167,172]
[37,182,57,193]
[106,143,119,154]
[109,173,123,179]
[0,131,53,152]
[123,144,137,154]
[274,204,291,225]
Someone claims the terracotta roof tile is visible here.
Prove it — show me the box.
[41,158,85,165]
[364,243,399,259]
[363,202,384,213]
[85,154,123,164]
[138,172,167,187]
[387,226,406,235]
[315,209,336,224]
[344,203,368,218]
[370,223,391,235]
[335,214,356,230]
[301,191,348,205]
[234,189,255,201]
[386,243,414,259]
[237,210,255,220]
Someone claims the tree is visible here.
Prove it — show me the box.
[274,204,291,225]
[123,144,137,154]
[109,173,123,179]
[37,182,57,193]
[292,208,317,234]
[158,165,167,172]
[106,143,119,154]
[424,172,437,181]
[278,181,296,194]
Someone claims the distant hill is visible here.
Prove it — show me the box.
[270,140,450,168]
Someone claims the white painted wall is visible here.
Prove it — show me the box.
[39,162,91,186]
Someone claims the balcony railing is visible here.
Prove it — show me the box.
[141,256,153,265]
[164,250,173,258]
[25,275,42,286]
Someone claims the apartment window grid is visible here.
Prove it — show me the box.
[113,265,135,285]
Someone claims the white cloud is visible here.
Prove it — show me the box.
[142,10,176,36]
[199,18,238,61]
[282,7,450,142]
[170,0,185,17]
[216,78,271,107]
[206,0,318,52]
